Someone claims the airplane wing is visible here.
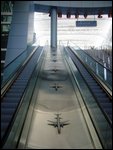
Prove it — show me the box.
[49,85,55,88]
[58,85,63,88]
[47,120,57,127]
[60,121,70,127]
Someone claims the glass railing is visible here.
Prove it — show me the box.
[60,42,112,149]
[67,41,112,90]
[2,45,37,87]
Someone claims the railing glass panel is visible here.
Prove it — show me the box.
[2,46,37,86]
[68,41,112,90]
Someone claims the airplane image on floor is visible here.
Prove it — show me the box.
[49,83,63,91]
[48,114,70,134]
[51,68,59,72]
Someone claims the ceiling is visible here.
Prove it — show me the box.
[34,1,112,15]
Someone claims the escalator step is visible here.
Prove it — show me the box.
[94,93,107,97]
[91,88,102,91]
[9,89,24,93]
[88,83,101,89]
[14,79,28,82]
[85,78,94,81]
[91,90,105,94]
[97,97,110,102]
[1,122,9,130]
[10,85,26,88]
[5,92,23,97]
[104,108,112,115]
[13,82,28,85]
[1,114,12,122]
[2,97,20,103]
[1,102,18,108]
[1,108,15,114]
[86,81,96,84]
[14,81,27,84]
[90,86,101,89]
[11,86,26,90]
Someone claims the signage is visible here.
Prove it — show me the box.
[76,21,97,27]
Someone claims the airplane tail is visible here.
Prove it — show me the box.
[55,113,61,116]
[54,113,62,119]
[55,117,62,119]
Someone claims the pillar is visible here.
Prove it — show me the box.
[5,1,34,66]
[51,7,57,48]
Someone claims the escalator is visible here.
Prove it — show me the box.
[63,46,112,149]
[65,46,112,123]
[1,46,44,147]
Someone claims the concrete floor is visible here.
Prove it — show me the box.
[24,46,101,149]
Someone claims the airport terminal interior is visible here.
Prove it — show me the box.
[1,1,112,149]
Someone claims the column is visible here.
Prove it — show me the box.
[5,1,34,66]
[51,7,57,48]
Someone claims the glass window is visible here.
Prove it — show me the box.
[1,15,12,22]
[1,1,13,12]
[1,24,10,32]
[1,51,6,60]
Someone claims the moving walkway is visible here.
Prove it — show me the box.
[1,44,112,149]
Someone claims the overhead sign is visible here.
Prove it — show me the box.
[76,21,97,27]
